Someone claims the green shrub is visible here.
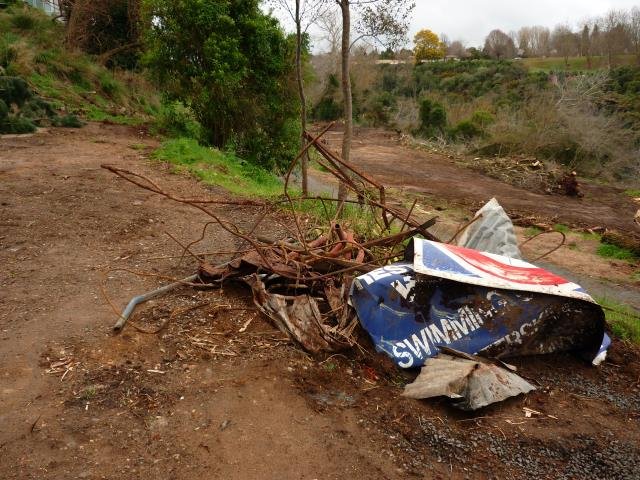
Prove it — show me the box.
[53,114,83,128]
[20,96,55,118]
[0,71,63,133]
[155,100,202,140]
[450,108,496,141]
[381,70,398,92]
[413,60,529,101]
[238,116,301,171]
[0,116,37,133]
[418,98,447,137]
[313,97,342,121]
[10,13,36,31]
[450,119,483,139]
[365,92,396,126]
[470,109,495,128]
[0,75,31,106]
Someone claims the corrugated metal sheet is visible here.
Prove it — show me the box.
[457,197,522,259]
[402,351,536,410]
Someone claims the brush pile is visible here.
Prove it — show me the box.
[463,155,563,193]
[102,124,439,353]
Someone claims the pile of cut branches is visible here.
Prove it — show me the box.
[462,155,563,193]
[102,124,439,353]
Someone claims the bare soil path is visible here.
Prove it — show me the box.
[322,128,640,235]
[1,124,639,480]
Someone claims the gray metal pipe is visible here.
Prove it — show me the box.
[113,274,199,332]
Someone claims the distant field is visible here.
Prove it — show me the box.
[522,54,636,71]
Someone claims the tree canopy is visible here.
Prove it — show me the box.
[413,29,445,62]
[483,29,516,60]
[142,0,299,170]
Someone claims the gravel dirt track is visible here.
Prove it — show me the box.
[1,124,639,480]
[322,128,640,235]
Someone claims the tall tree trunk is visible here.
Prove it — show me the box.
[338,0,352,201]
[64,0,91,49]
[295,0,309,196]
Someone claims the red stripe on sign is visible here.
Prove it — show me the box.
[441,244,568,286]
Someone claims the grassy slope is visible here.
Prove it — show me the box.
[152,138,285,198]
[522,54,636,72]
[151,138,389,238]
[0,4,158,124]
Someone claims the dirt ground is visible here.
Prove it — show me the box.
[1,123,640,480]
[321,128,640,235]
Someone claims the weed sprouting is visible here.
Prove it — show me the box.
[596,296,640,344]
[597,243,638,262]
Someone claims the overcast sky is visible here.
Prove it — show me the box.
[409,0,640,48]
[269,1,640,51]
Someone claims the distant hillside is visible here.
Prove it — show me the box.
[311,56,640,183]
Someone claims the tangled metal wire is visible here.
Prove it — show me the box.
[101,125,440,352]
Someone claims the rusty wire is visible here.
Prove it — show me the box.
[520,230,567,261]
[101,126,445,345]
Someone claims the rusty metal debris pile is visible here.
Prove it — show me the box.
[102,124,439,353]
[102,126,612,410]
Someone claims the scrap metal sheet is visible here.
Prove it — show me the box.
[413,238,595,302]
[402,352,536,410]
[350,243,610,368]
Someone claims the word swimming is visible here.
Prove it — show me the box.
[392,306,488,368]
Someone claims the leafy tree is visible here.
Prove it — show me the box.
[552,25,578,67]
[64,0,142,68]
[418,98,446,137]
[516,26,550,57]
[599,9,628,68]
[447,40,468,59]
[142,0,299,170]
[413,29,445,62]
[465,47,486,60]
[483,29,516,60]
